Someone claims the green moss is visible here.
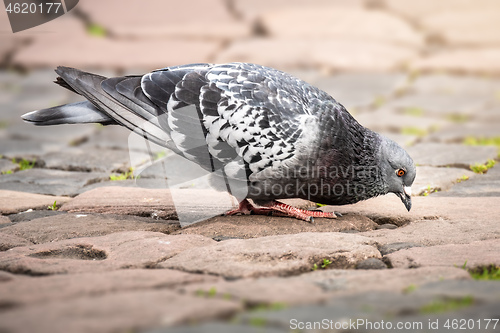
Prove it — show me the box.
[109,167,134,181]
[12,158,36,171]
[495,90,500,102]
[421,185,439,196]
[420,296,474,314]
[401,127,428,137]
[207,287,217,298]
[87,23,107,37]
[373,96,386,108]
[456,175,470,183]
[470,159,496,174]
[249,317,267,327]
[464,136,500,147]
[154,151,167,160]
[321,258,331,269]
[403,284,417,294]
[446,113,469,123]
[404,107,424,117]
[469,265,500,280]
[47,200,57,211]
[251,302,287,312]
[313,258,332,270]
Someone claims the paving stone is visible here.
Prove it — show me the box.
[179,276,328,307]
[0,190,71,215]
[159,232,381,279]
[426,123,500,143]
[0,138,60,158]
[379,242,422,256]
[386,239,500,269]
[473,105,500,123]
[0,34,23,66]
[0,289,241,333]
[434,164,500,197]
[0,213,180,244]
[80,125,132,150]
[412,166,475,196]
[0,215,10,225]
[175,213,377,239]
[261,7,424,48]
[82,126,165,153]
[332,196,500,246]
[412,48,500,75]
[406,143,497,168]
[60,186,240,224]
[79,0,249,40]
[0,168,109,196]
[293,267,470,294]
[410,74,500,97]
[233,0,364,22]
[414,279,500,303]
[377,302,500,333]
[237,305,500,333]
[7,122,98,146]
[381,0,500,22]
[0,270,16,282]
[421,9,500,46]
[312,72,408,110]
[146,323,289,333]
[384,93,487,116]
[0,231,215,275]
[356,258,387,269]
[354,108,447,134]
[216,38,417,72]
[0,158,17,173]
[284,68,323,86]
[240,287,500,332]
[137,153,209,184]
[381,133,420,148]
[4,70,74,110]
[41,147,130,172]
[238,291,433,331]
[75,179,158,194]
[375,223,397,230]
[7,210,66,223]
[14,35,220,71]
[0,268,220,306]
[0,232,32,251]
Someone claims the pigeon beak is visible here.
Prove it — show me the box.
[397,186,412,212]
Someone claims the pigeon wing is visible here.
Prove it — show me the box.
[140,63,337,180]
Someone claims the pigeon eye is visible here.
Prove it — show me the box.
[396,169,406,177]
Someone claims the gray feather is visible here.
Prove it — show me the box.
[22,101,115,126]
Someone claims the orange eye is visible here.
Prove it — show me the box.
[396,169,406,177]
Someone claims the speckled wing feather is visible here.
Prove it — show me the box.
[140,62,337,181]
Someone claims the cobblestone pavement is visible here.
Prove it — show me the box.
[1,1,500,332]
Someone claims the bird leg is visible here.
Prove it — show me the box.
[225,199,337,222]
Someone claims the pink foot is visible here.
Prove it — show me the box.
[225,199,337,222]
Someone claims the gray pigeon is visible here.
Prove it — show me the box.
[22,63,416,221]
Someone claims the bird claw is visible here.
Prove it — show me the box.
[225,199,340,222]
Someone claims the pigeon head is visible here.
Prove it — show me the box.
[379,136,416,211]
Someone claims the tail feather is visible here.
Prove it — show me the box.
[22,101,116,126]
[53,66,170,147]
[22,66,171,148]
